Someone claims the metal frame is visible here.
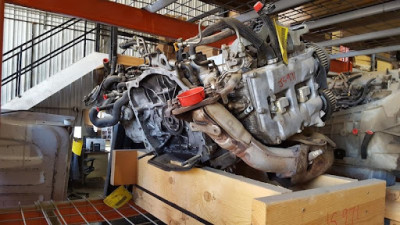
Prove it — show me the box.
[0,198,157,225]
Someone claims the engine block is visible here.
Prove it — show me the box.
[239,48,325,145]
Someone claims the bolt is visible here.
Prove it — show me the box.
[257,108,266,114]
[276,138,281,144]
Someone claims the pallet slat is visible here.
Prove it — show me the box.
[110,151,386,225]
[386,183,400,222]
[252,179,385,225]
[136,154,290,225]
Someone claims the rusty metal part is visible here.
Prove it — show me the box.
[291,144,334,184]
[192,103,302,176]
[192,103,334,183]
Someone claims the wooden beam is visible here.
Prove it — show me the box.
[133,187,202,225]
[110,150,138,186]
[117,55,146,67]
[252,179,386,225]
[389,219,400,225]
[297,174,356,190]
[135,153,290,225]
[386,183,400,222]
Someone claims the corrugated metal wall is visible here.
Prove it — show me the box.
[2,0,216,116]
[2,4,97,104]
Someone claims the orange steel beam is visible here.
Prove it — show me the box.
[5,0,233,48]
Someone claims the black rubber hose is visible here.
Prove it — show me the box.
[117,82,127,92]
[102,76,122,91]
[103,59,111,75]
[89,92,129,127]
[257,14,282,61]
[337,78,376,106]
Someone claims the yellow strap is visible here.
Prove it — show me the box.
[274,19,289,64]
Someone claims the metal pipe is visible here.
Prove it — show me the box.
[19,202,27,225]
[83,197,112,225]
[67,198,90,225]
[188,7,224,23]
[235,0,312,22]
[330,45,400,59]
[304,1,400,30]
[35,201,52,225]
[51,200,68,225]
[317,27,400,47]
[144,0,177,13]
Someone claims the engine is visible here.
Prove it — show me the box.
[315,70,400,185]
[85,7,336,184]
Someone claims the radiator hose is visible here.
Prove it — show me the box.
[89,92,129,127]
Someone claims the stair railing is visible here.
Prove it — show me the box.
[1,18,96,99]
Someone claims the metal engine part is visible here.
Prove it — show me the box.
[315,70,400,184]
[85,7,335,184]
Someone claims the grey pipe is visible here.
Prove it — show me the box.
[144,0,177,13]
[330,44,400,58]
[302,0,400,30]
[317,27,400,47]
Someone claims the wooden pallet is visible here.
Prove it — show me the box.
[111,150,386,225]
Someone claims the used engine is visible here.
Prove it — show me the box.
[316,70,400,185]
[85,8,336,184]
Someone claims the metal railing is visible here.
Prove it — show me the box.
[1,18,96,99]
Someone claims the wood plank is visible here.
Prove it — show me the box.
[110,150,137,185]
[117,54,145,66]
[133,187,202,225]
[386,183,400,222]
[297,174,356,190]
[252,179,386,225]
[136,154,291,225]
[389,219,400,225]
[387,183,400,203]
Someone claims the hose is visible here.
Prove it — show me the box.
[89,92,129,128]
[188,17,277,64]
[117,82,127,92]
[102,76,122,91]
[337,78,376,106]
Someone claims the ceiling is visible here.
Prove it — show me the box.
[200,0,400,55]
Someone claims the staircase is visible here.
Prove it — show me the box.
[2,52,107,110]
[1,18,100,110]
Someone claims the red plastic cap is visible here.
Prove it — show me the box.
[103,94,108,100]
[366,130,374,135]
[254,1,264,12]
[177,87,205,107]
[96,107,100,112]
[352,128,358,135]
[103,58,109,63]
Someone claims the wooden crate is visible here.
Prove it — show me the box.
[111,150,386,225]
